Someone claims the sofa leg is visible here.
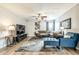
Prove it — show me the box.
[57,46,60,49]
[74,48,77,51]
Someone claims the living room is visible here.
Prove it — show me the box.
[0,3,79,55]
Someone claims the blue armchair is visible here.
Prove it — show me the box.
[59,32,79,49]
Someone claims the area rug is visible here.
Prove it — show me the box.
[16,40,44,52]
[16,39,59,52]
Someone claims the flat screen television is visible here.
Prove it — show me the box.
[16,24,25,35]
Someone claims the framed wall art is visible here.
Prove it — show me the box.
[60,18,71,29]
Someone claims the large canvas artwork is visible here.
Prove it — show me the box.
[60,18,71,29]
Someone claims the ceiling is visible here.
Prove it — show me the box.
[0,3,77,20]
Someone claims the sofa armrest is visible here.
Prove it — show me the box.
[60,38,75,43]
[59,38,76,47]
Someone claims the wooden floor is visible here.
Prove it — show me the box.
[0,38,79,55]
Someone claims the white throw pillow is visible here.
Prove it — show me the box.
[64,35,70,38]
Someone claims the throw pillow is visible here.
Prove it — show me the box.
[64,35,71,38]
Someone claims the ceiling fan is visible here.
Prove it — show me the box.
[31,13,47,21]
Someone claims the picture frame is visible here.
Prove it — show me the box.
[60,18,71,29]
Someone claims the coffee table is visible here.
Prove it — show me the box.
[43,37,59,49]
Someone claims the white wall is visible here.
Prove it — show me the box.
[56,4,79,33]
[25,20,35,36]
[0,6,27,32]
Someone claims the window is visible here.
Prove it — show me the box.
[47,20,55,32]
[39,20,55,32]
[48,22,53,32]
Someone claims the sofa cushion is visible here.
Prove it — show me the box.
[64,35,71,39]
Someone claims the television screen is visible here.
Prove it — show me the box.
[16,24,25,35]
